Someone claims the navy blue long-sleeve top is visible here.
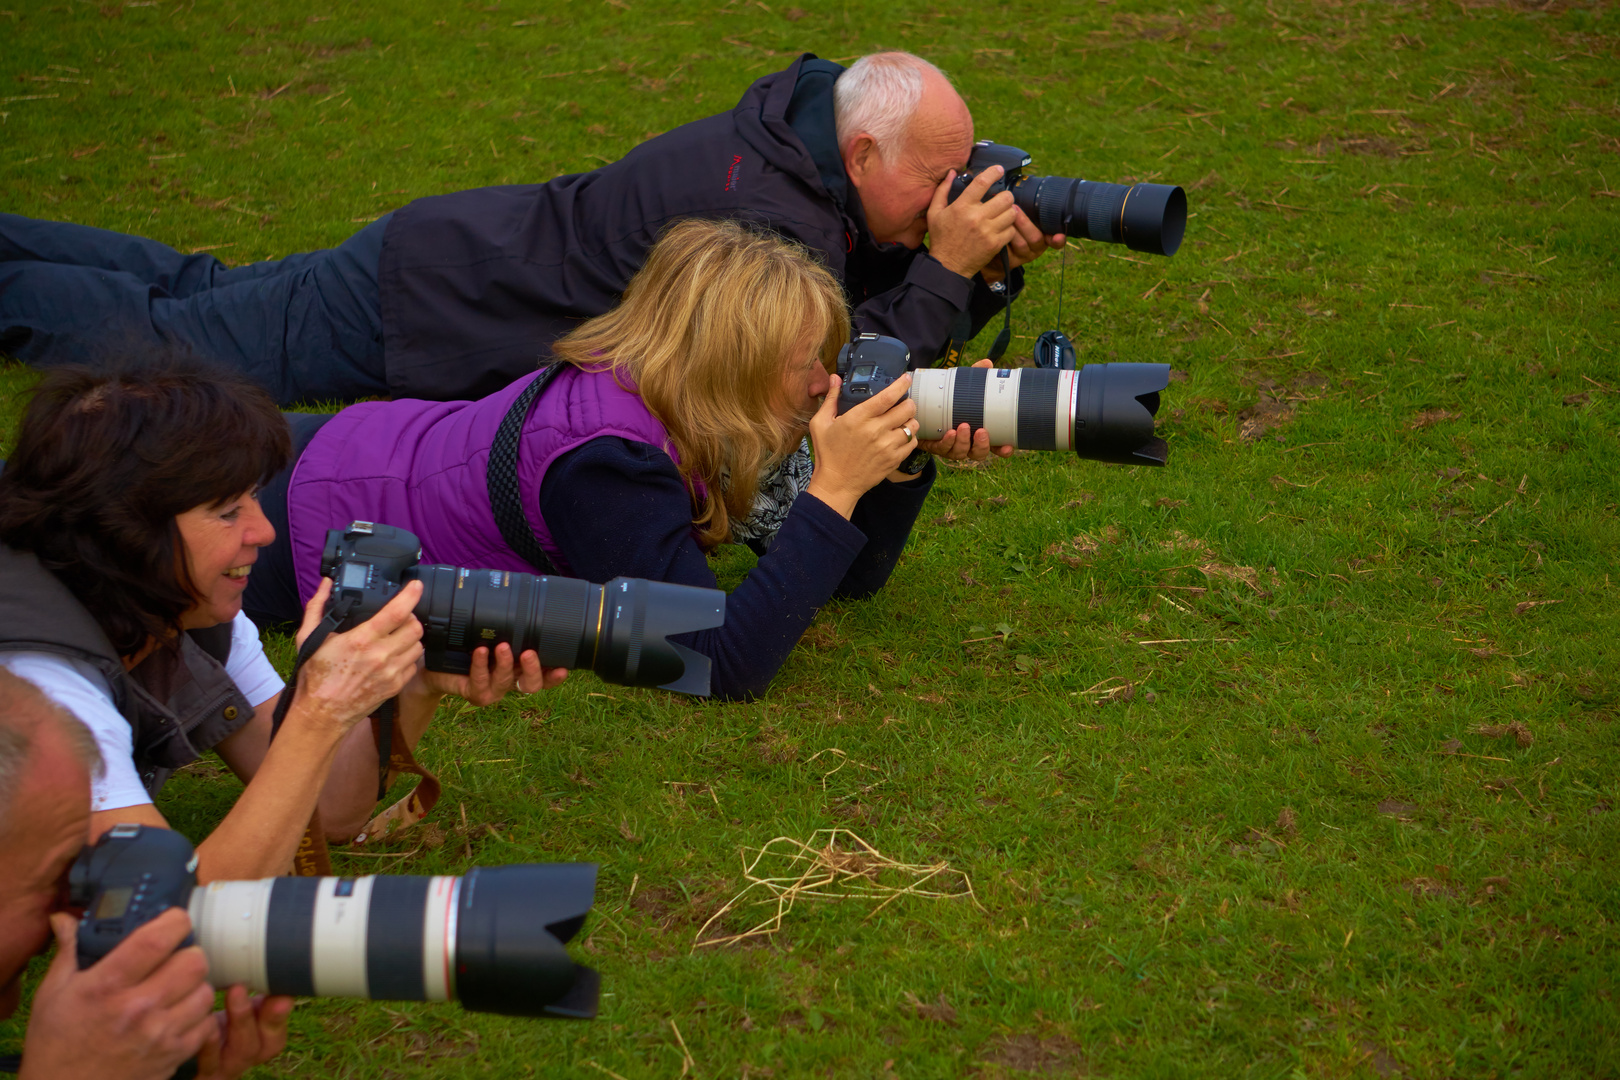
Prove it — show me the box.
[539,438,933,699]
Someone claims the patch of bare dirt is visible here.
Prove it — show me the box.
[1238,395,1295,442]
[753,728,801,764]
[1358,1038,1402,1077]
[1046,526,1120,567]
[800,620,845,650]
[1153,530,1281,594]
[904,991,959,1026]
[630,884,677,921]
[976,1032,1088,1076]
[1236,373,1328,442]
[1277,806,1298,836]
[1474,721,1534,747]
[1408,876,1460,900]
[1409,409,1461,430]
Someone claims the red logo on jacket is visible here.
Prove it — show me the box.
[724,154,743,192]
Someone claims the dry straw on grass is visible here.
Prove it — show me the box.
[692,829,980,951]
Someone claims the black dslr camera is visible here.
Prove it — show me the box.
[71,823,601,1019]
[834,334,911,415]
[836,333,1170,467]
[322,522,724,696]
[947,140,1187,257]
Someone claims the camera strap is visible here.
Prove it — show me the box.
[987,248,1013,362]
[267,594,358,741]
[487,364,565,575]
[266,593,440,876]
[940,248,1014,366]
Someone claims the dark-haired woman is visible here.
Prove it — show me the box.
[0,359,561,880]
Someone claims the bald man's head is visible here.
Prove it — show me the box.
[0,669,102,1018]
[0,669,101,821]
[835,52,976,249]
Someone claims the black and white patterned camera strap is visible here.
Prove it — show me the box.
[488,365,810,557]
[486,364,565,576]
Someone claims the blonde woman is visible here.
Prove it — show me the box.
[244,219,929,701]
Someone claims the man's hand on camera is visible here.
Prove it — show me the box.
[20,910,216,1080]
[194,985,294,1080]
[412,642,567,707]
[926,167,1019,280]
[980,209,1065,284]
[916,361,1016,462]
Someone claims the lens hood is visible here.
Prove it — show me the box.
[598,577,726,696]
[455,864,600,1019]
[1121,184,1187,257]
[1072,363,1171,467]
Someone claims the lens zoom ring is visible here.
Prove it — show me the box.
[1087,184,1122,244]
[952,366,987,431]
[1035,181,1069,236]
[1016,369,1060,450]
[537,579,589,667]
[265,877,320,997]
[366,875,429,1002]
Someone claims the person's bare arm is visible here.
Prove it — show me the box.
[92,581,424,881]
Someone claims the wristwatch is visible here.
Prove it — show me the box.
[897,447,930,476]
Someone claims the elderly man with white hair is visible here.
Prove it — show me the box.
[2,53,1062,435]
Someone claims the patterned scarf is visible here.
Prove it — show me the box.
[727,438,814,552]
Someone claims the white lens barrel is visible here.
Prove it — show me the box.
[189,875,460,1003]
[310,875,375,998]
[190,880,274,992]
[906,368,1078,451]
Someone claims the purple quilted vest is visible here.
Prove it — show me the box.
[286,365,679,602]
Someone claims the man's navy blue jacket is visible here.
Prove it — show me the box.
[377,54,1017,401]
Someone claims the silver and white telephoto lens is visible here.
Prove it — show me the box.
[188,865,599,1019]
[907,364,1171,466]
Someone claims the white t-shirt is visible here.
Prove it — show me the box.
[0,612,284,813]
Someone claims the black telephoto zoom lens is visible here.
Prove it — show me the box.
[407,567,723,696]
[1015,176,1187,257]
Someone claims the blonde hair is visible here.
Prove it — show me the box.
[550,218,850,548]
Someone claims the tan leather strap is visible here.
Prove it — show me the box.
[354,714,442,846]
[292,811,334,877]
[291,716,442,875]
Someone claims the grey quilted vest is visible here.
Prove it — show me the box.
[0,543,257,796]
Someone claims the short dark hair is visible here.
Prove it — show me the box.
[0,356,290,655]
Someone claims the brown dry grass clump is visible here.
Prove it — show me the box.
[693,829,979,950]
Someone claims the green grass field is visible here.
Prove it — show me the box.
[3,0,1618,1076]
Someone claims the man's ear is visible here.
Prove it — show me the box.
[842,134,879,190]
